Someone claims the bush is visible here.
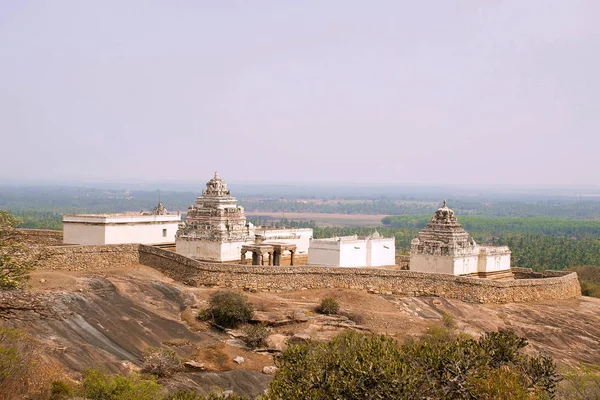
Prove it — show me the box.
[199,291,254,329]
[269,330,416,399]
[0,327,45,400]
[265,328,559,400]
[79,369,163,400]
[315,298,339,315]
[166,390,250,399]
[49,380,74,400]
[341,311,365,324]
[242,324,271,348]
[141,346,181,378]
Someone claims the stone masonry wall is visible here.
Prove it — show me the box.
[31,243,581,303]
[16,229,64,247]
[138,245,581,304]
[38,244,139,271]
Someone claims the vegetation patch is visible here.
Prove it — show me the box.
[198,291,254,329]
[315,297,339,315]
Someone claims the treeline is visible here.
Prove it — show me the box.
[382,215,600,239]
[9,210,62,230]
[241,198,600,219]
[492,234,600,271]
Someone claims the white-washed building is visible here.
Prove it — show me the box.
[308,232,395,268]
[409,201,512,279]
[63,202,181,245]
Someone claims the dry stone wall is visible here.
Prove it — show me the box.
[16,229,63,247]
[138,245,581,304]
[31,243,581,303]
[38,244,139,271]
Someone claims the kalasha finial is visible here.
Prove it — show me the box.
[214,171,219,179]
[442,199,447,207]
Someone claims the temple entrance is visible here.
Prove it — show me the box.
[241,243,297,266]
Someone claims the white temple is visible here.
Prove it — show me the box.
[409,201,512,279]
[176,172,312,263]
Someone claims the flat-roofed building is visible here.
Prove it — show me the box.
[308,232,395,268]
[62,203,181,245]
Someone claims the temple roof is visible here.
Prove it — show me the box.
[411,200,475,255]
[202,171,232,197]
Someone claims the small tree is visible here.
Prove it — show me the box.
[199,291,254,329]
[0,210,43,289]
[141,346,181,378]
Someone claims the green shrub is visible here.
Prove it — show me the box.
[315,298,339,315]
[49,380,74,400]
[141,346,181,378]
[242,324,271,348]
[165,389,202,399]
[269,330,417,399]
[166,390,250,400]
[479,329,528,367]
[79,369,163,400]
[266,328,559,400]
[199,291,254,329]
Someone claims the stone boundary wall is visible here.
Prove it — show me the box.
[38,244,139,271]
[16,228,63,247]
[32,243,581,303]
[138,245,581,304]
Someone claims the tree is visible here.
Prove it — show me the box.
[0,210,41,289]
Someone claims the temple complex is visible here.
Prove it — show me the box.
[176,172,312,264]
[409,201,512,279]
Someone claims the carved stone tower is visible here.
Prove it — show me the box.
[409,201,511,278]
[410,200,476,257]
[176,172,251,261]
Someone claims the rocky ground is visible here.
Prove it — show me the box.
[1,264,599,397]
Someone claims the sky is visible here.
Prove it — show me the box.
[0,1,599,186]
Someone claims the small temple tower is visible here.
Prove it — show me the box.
[409,201,512,279]
[176,172,252,262]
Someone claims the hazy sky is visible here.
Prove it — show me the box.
[1,1,598,186]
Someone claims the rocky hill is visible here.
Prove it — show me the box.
[1,264,599,397]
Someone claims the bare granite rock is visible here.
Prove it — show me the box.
[233,356,245,364]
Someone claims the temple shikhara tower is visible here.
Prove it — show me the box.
[409,201,512,279]
[176,172,312,263]
[176,172,252,261]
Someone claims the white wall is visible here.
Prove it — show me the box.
[176,238,246,262]
[478,248,511,273]
[63,214,182,245]
[367,238,395,267]
[63,223,106,245]
[409,254,455,274]
[452,255,479,275]
[307,240,340,266]
[339,240,368,268]
[104,222,179,245]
